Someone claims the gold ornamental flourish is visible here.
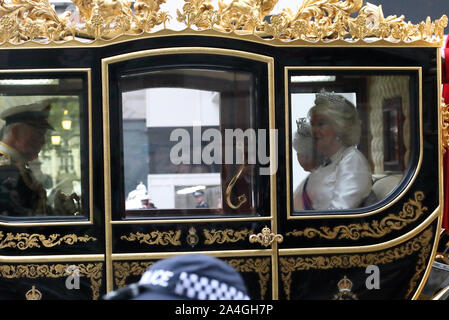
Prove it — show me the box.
[225,257,271,300]
[0,232,97,250]
[113,261,154,288]
[286,191,427,240]
[249,226,283,247]
[0,263,103,299]
[225,163,248,210]
[280,227,433,300]
[0,0,446,45]
[203,228,253,245]
[442,98,449,154]
[120,230,182,246]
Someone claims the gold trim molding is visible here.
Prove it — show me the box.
[0,263,103,300]
[286,191,427,240]
[0,232,97,250]
[113,261,154,289]
[113,257,271,299]
[279,227,433,300]
[226,257,271,300]
[120,231,181,246]
[0,0,446,46]
[442,97,449,154]
[203,228,253,245]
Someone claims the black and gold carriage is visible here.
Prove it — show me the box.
[0,0,447,300]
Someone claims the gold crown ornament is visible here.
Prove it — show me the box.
[25,286,42,300]
[333,276,358,300]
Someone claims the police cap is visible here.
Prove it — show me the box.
[193,190,205,197]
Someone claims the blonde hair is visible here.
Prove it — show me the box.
[308,90,361,146]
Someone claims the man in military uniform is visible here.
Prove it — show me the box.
[0,100,78,216]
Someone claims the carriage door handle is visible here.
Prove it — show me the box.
[249,226,283,247]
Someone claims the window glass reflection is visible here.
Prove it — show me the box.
[121,68,256,216]
[0,77,85,217]
[290,74,412,212]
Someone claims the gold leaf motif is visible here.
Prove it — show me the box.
[225,257,271,299]
[0,0,74,43]
[0,263,103,300]
[441,98,449,154]
[203,228,253,245]
[286,191,427,240]
[280,227,433,299]
[250,226,283,247]
[0,232,97,250]
[113,261,154,288]
[120,231,181,246]
[0,0,446,44]
[134,0,170,32]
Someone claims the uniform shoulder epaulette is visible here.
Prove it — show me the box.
[0,152,11,166]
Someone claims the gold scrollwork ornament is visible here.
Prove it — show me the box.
[442,98,449,154]
[249,226,283,247]
[286,191,427,240]
[225,164,248,210]
[203,228,253,245]
[0,0,447,44]
[120,230,181,246]
[0,232,97,250]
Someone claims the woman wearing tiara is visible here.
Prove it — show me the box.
[292,118,320,210]
[302,90,373,210]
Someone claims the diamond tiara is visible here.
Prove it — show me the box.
[296,117,312,137]
[315,90,348,106]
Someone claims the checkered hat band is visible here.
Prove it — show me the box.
[174,272,250,300]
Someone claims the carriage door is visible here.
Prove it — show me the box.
[102,47,280,299]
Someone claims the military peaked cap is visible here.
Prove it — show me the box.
[0,100,54,130]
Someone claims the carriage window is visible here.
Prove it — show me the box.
[289,73,414,212]
[0,77,86,218]
[120,69,257,216]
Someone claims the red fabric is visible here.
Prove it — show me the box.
[443,36,449,232]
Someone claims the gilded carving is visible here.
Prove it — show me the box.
[120,230,181,246]
[225,162,248,210]
[225,257,271,300]
[279,227,433,299]
[134,0,170,32]
[0,0,446,45]
[113,261,154,288]
[332,275,358,300]
[176,0,217,29]
[186,227,199,247]
[286,191,427,240]
[0,232,97,250]
[203,228,253,245]
[0,0,74,43]
[25,285,42,300]
[0,263,103,300]
[442,98,449,154]
[249,226,283,247]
